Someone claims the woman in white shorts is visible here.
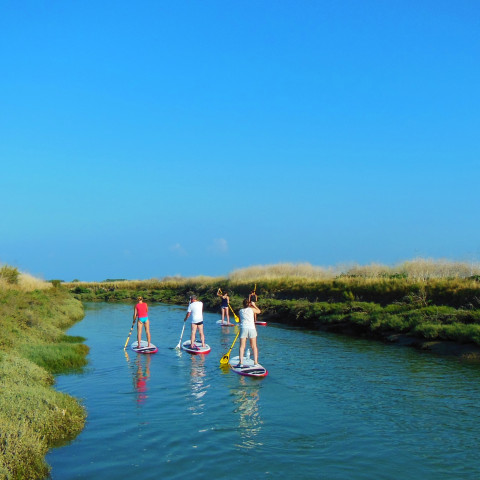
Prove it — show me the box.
[237,298,262,367]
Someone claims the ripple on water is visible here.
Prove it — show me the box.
[48,304,480,480]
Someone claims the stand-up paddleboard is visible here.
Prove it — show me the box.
[255,320,267,326]
[131,340,158,354]
[182,340,211,355]
[229,356,268,377]
[216,319,236,327]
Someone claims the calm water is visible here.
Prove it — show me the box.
[47,302,480,480]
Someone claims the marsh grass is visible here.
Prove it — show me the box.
[20,343,89,374]
[0,269,87,479]
[0,266,52,292]
[65,258,480,347]
[227,258,480,282]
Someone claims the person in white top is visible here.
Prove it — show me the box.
[184,295,205,349]
[237,298,261,367]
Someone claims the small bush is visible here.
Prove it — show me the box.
[0,265,19,285]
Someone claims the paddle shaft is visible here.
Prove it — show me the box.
[220,328,241,364]
[124,318,137,350]
[218,288,239,323]
[176,320,186,349]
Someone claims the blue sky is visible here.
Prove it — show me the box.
[1,1,479,281]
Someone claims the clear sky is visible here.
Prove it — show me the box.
[1,1,479,281]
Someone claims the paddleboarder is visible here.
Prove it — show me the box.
[217,288,232,325]
[248,288,259,323]
[184,295,206,350]
[134,296,152,349]
[236,298,262,368]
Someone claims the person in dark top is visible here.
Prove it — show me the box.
[217,288,232,325]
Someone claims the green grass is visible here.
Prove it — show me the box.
[0,284,88,480]
[65,265,480,347]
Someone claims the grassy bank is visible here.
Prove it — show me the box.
[64,260,480,355]
[0,268,88,480]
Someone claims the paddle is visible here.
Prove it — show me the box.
[175,320,186,350]
[123,317,136,350]
[228,304,240,323]
[220,328,241,365]
[218,288,239,323]
[176,297,191,349]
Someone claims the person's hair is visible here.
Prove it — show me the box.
[190,294,197,301]
[137,296,143,301]
[243,298,250,308]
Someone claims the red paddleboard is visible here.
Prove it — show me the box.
[255,320,267,326]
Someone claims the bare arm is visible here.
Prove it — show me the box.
[249,302,261,314]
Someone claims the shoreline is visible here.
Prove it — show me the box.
[260,311,480,361]
[0,289,88,479]
[65,275,480,362]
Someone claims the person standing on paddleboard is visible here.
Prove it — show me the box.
[237,298,262,367]
[184,295,205,350]
[248,289,259,323]
[217,288,232,325]
[134,296,152,348]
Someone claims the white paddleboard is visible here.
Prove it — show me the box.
[216,319,236,326]
[131,340,158,354]
[229,355,268,377]
[181,340,211,355]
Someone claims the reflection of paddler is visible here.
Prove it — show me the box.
[134,355,151,404]
[233,384,262,449]
[189,355,208,413]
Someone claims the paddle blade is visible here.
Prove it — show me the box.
[220,353,230,365]
[234,314,239,323]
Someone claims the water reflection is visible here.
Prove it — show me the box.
[233,380,263,449]
[125,351,151,405]
[188,355,210,416]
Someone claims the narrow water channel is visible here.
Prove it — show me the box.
[47,302,480,479]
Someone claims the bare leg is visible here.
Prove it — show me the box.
[144,320,151,347]
[137,321,143,347]
[250,337,258,364]
[191,323,197,347]
[238,337,246,365]
[197,324,205,348]
[221,308,226,324]
[226,309,230,324]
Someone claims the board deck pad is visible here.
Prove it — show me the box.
[216,319,236,326]
[181,340,211,355]
[229,355,268,377]
[131,340,158,354]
